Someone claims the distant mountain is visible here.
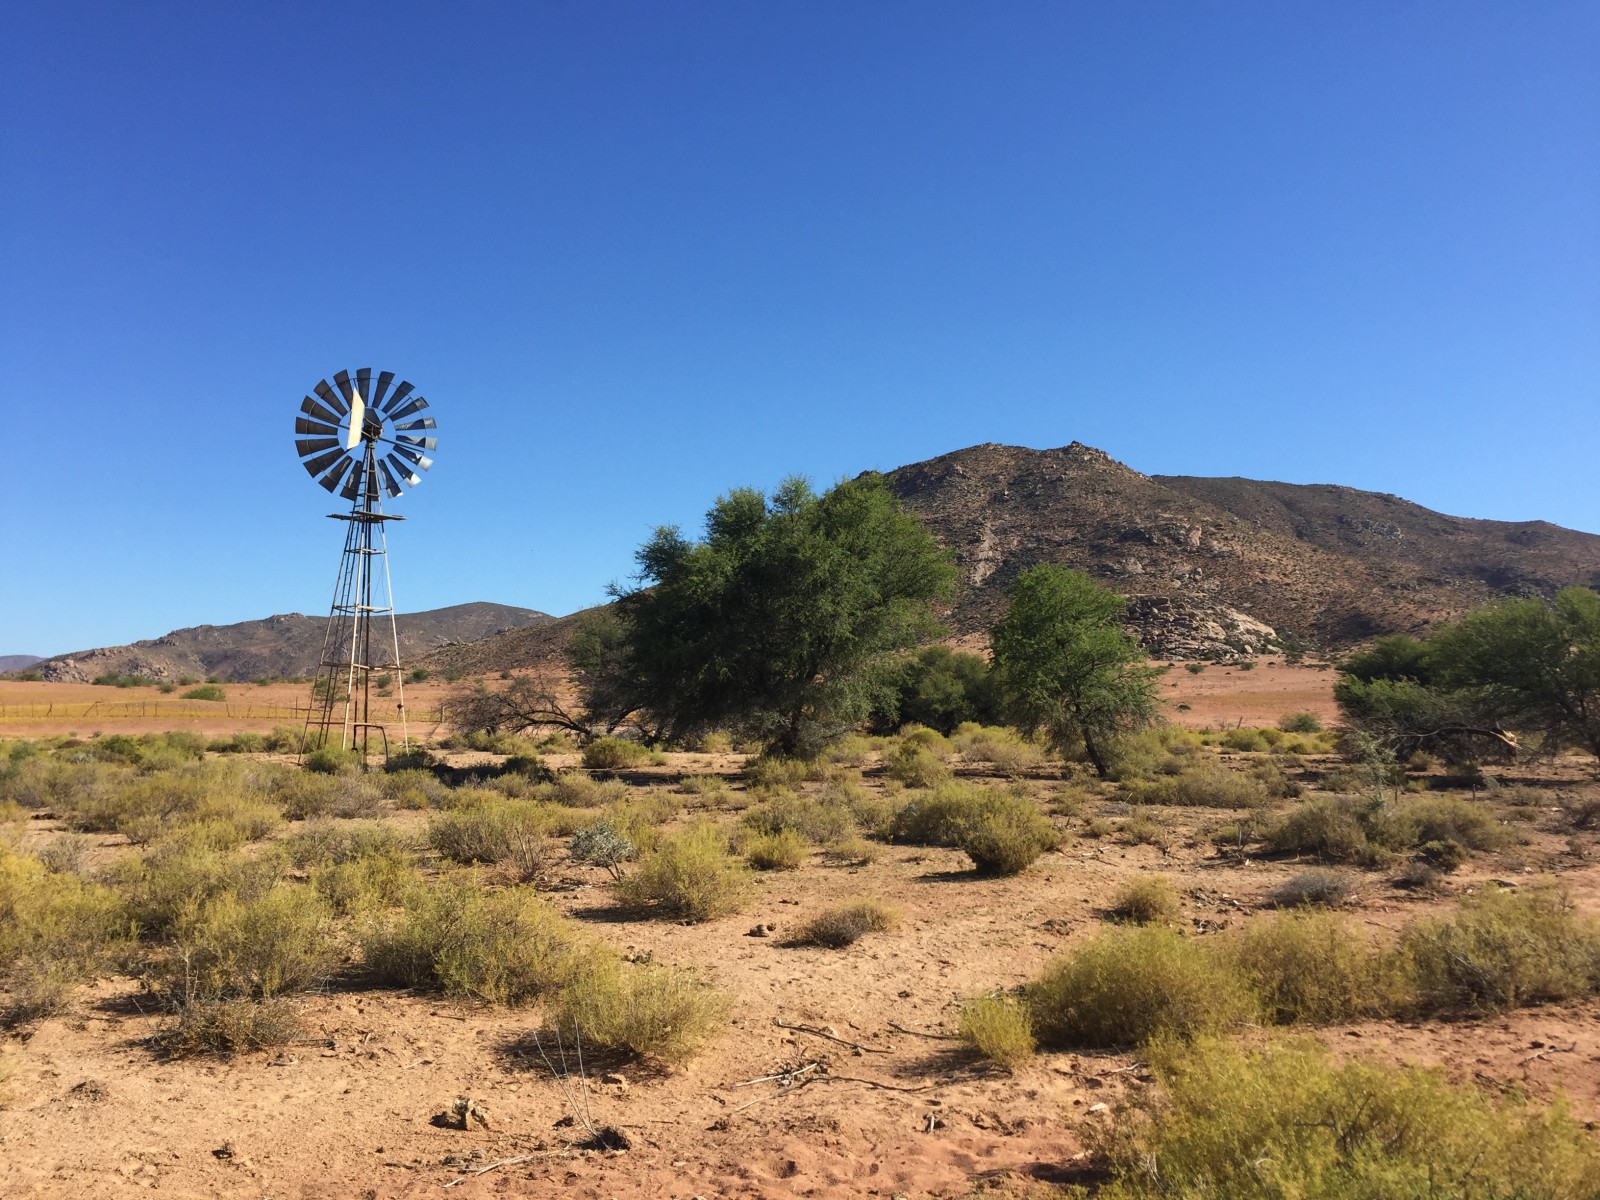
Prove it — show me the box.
[0,655,42,673]
[26,603,553,683]
[419,443,1600,674]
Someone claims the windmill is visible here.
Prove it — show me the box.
[293,369,437,763]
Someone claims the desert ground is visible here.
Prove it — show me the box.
[2,666,1596,1199]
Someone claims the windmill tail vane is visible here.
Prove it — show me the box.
[293,368,439,766]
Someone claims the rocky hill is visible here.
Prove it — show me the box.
[886,442,1600,651]
[420,443,1600,674]
[27,603,552,683]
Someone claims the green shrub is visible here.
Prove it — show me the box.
[180,685,225,702]
[1026,926,1254,1049]
[157,884,338,1002]
[952,724,1041,773]
[789,897,899,948]
[957,994,1035,1070]
[1231,910,1402,1025]
[113,842,284,937]
[302,747,360,775]
[1090,1035,1600,1200]
[882,742,951,788]
[0,845,131,1023]
[613,821,756,922]
[581,737,650,771]
[540,771,627,808]
[364,878,609,1005]
[824,734,873,766]
[551,961,730,1065]
[1222,728,1269,753]
[745,830,808,871]
[890,781,1058,873]
[1402,885,1600,1014]
[1367,796,1506,853]
[1110,875,1181,925]
[1278,711,1323,733]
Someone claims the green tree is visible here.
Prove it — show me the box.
[1341,634,1434,684]
[872,645,998,734]
[990,565,1159,777]
[1427,587,1600,758]
[615,474,956,756]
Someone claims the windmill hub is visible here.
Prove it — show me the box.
[292,369,440,765]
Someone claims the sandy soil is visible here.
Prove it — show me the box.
[1,702,1595,1198]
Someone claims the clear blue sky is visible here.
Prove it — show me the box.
[3,2,1596,656]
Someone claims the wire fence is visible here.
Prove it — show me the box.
[0,701,448,724]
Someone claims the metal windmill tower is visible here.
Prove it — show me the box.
[292,369,437,763]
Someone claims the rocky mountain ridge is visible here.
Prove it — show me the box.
[24,603,552,684]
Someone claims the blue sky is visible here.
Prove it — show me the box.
[2,2,1596,656]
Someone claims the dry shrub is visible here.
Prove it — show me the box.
[151,998,303,1059]
[35,833,91,875]
[1222,728,1269,753]
[789,898,899,948]
[581,737,650,771]
[1270,867,1358,908]
[0,845,130,1025]
[377,768,451,810]
[158,884,339,1002]
[1117,812,1172,851]
[551,962,730,1065]
[613,822,756,922]
[1110,876,1181,925]
[952,725,1042,773]
[1026,926,1254,1049]
[538,771,628,808]
[427,798,549,881]
[821,834,879,866]
[745,830,808,871]
[1230,910,1403,1025]
[891,781,1059,874]
[286,819,410,868]
[677,775,734,807]
[114,842,285,937]
[823,778,899,838]
[1090,1035,1600,1200]
[365,878,609,1005]
[741,791,853,845]
[824,734,873,767]
[1261,797,1373,863]
[1123,761,1270,808]
[569,821,635,878]
[1402,885,1600,1014]
[1368,796,1506,853]
[957,994,1035,1070]
[742,756,814,788]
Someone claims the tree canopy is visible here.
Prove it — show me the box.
[1336,587,1600,760]
[613,474,956,755]
[990,564,1159,777]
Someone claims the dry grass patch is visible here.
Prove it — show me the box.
[788,897,899,948]
[150,997,303,1059]
[551,962,731,1065]
[1109,875,1181,925]
[744,829,808,871]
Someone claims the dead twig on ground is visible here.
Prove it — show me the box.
[774,1019,890,1054]
[442,1150,565,1188]
[1519,1042,1577,1066]
[888,1020,958,1040]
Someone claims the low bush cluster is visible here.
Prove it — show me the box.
[788,897,898,947]
[890,781,1060,874]
[613,821,756,921]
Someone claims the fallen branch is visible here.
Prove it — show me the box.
[442,1149,566,1188]
[888,1021,958,1041]
[775,1019,889,1054]
[1519,1042,1577,1067]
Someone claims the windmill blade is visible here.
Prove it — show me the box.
[376,459,404,497]
[296,436,341,458]
[379,380,414,414]
[340,461,366,501]
[313,380,348,416]
[355,368,372,407]
[318,456,353,493]
[332,370,354,404]
[391,444,433,471]
[387,396,428,422]
[295,417,340,437]
[396,434,438,451]
[385,453,422,487]
[302,447,347,477]
[370,370,395,411]
[301,396,343,425]
[394,416,435,431]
